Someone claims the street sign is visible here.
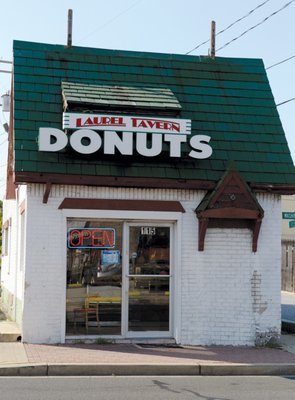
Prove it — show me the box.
[283,212,295,219]
[289,220,295,228]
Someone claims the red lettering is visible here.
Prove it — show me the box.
[91,229,104,246]
[84,117,94,126]
[75,116,180,131]
[112,117,123,125]
[156,122,164,129]
[102,117,111,124]
[69,230,82,247]
[131,118,180,132]
[171,123,180,132]
[131,118,139,127]
[138,120,148,128]
[103,230,115,247]
[82,230,92,246]
[69,228,115,248]
[77,116,125,127]
[146,120,156,129]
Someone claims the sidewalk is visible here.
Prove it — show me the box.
[1,292,295,376]
[1,337,295,376]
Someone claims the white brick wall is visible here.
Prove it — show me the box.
[1,187,27,324]
[180,193,281,346]
[1,199,18,315]
[3,184,281,345]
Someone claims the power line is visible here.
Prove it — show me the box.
[216,0,295,52]
[0,138,8,146]
[185,0,272,55]
[78,0,143,43]
[266,54,295,70]
[277,98,295,107]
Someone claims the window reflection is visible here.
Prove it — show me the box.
[129,226,170,275]
[128,226,170,332]
[128,277,170,332]
[66,219,122,336]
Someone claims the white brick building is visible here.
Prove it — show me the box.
[1,40,294,345]
[1,184,282,345]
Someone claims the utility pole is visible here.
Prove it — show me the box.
[210,20,216,59]
[67,9,73,47]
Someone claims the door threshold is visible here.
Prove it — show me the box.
[116,337,176,345]
[65,336,176,345]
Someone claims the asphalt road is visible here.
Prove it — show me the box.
[0,376,295,400]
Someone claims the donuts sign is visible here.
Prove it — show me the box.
[38,113,212,159]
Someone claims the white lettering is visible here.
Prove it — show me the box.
[70,129,102,154]
[189,135,213,159]
[38,128,213,159]
[104,131,133,155]
[164,134,187,157]
[38,128,68,152]
[136,133,162,157]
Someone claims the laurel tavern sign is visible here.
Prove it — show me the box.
[38,113,213,159]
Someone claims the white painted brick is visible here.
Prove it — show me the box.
[2,185,282,345]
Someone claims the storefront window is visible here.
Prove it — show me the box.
[66,219,123,336]
[128,226,170,332]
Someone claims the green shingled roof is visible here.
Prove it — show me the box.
[12,40,295,188]
[61,81,182,110]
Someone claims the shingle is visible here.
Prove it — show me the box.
[62,81,182,110]
[12,40,295,186]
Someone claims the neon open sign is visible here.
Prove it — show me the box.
[68,228,115,249]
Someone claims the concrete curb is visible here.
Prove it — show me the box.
[200,363,295,376]
[48,363,200,376]
[1,363,295,376]
[0,364,48,376]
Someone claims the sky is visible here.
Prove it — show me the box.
[0,0,294,199]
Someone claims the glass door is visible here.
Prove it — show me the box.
[66,219,123,336]
[127,224,172,336]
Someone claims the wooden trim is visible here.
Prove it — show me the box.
[2,219,10,230]
[19,200,26,215]
[43,182,52,204]
[252,218,262,252]
[196,169,264,252]
[13,171,295,194]
[250,183,295,194]
[209,219,251,229]
[198,208,260,219]
[6,78,16,200]
[14,171,215,190]
[198,218,209,251]
[58,198,185,213]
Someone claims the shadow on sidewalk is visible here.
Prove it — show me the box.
[23,342,295,364]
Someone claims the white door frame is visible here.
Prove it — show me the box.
[122,221,175,339]
[62,209,182,342]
